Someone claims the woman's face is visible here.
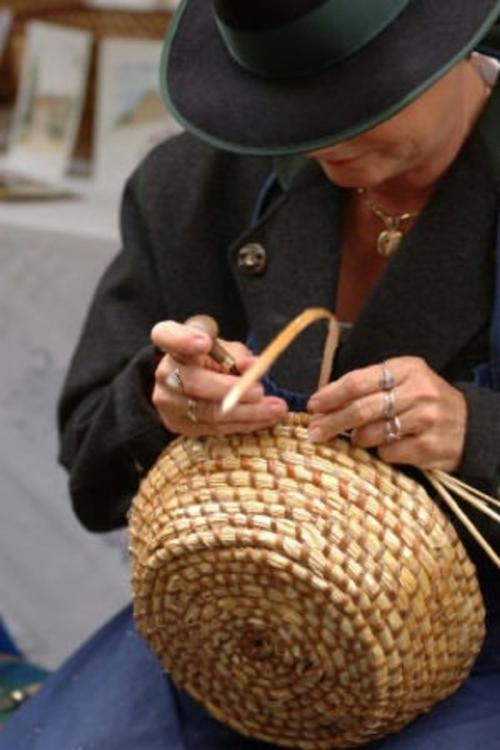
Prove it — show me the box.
[308,61,473,190]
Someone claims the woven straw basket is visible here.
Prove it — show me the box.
[130,309,497,749]
[130,411,486,749]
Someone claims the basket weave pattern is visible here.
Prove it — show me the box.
[130,414,485,750]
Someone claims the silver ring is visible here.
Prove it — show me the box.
[165,367,184,393]
[379,362,396,391]
[186,398,199,424]
[385,416,402,443]
[383,388,396,419]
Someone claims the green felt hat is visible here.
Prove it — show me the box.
[161,0,500,156]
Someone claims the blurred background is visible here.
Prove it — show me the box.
[0,0,180,672]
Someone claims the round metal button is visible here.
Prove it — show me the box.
[236,243,267,276]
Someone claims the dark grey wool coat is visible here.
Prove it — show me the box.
[57,113,500,567]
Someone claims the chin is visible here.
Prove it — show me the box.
[319,163,371,187]
[317,159,391,189]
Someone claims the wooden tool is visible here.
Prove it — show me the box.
[185,315,240,375]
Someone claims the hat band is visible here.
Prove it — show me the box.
[214,0,411,78]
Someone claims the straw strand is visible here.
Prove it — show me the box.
[426,471,500,568]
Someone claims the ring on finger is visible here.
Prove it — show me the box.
[165,367,184,393]
[385,416,402,443]
[379,361,396,391]
[186,397,199,424]
[382,388,396,419]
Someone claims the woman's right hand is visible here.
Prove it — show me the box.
[150,320,288,436]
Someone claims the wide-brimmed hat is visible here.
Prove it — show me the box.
[161,0,500,156]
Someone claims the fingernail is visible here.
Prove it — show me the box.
[308,399,320,413]
[191,335,210,352]
[308,427,323,443]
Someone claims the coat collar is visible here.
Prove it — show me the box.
[229,127,499,394]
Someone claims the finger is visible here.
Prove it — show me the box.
[164,399,288,437]
[159,390,287,424]
[234,354,258,373]
[353,414,460,471]
[308,388,414,440]
[307,357,419,414]
[376,424,465,473]
[151,320,212,356]
[154,365,287,427]
[218,339,254,362]
[306,365,394,414]
[169,415,291,439]
[194,396,288,425]
[352,397,466,447]
[159,359,265,404]
[348,413,413,448]
[376,434,442,469]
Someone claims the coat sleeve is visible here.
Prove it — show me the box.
[452,382,500,557]
[457,383,500,496]
[57,134,270,532]
[57,173,171,532]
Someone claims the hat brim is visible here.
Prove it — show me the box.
[161,0,500,156]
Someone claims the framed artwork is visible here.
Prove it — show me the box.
[4,21,92,189]
[93,37,181,189]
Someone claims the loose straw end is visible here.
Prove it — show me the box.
[221,389,239,415]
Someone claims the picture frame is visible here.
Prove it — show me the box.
[93,36,181,189]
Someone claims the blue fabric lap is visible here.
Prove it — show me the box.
[257,373,309,412]
[1,605,499,750]
[246,332,309,411]
[0,607,185,750]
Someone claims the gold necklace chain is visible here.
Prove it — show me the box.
[356,187,419,258]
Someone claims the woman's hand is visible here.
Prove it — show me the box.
[307,356,467,473]
[151,320,288,436]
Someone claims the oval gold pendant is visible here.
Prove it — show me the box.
[377,229,403,258]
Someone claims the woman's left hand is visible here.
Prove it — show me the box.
[307,356,467,473]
